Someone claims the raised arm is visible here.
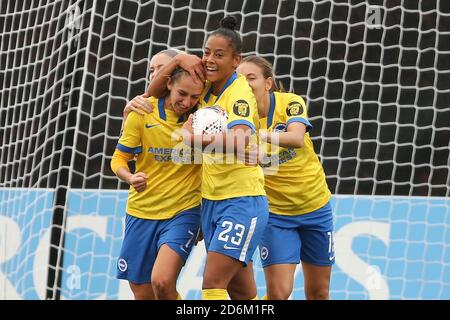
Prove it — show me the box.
[147,53,205,97]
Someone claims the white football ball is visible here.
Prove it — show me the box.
[192,106,228,134]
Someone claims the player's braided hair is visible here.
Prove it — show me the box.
[209,15,242,55]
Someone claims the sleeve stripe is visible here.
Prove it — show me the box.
[286,117,313,132]
[227,120,256,134]
[117,143,143,154]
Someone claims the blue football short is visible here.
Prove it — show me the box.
[259,201,335,267]
[202,196,269,266]
[117,205,201,284]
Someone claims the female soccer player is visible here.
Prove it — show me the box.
[148,16,269,300]
[237,56,335,300]
[123,49,183,120]
[111,68,204,300]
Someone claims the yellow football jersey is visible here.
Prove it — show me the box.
[114,96,201,219]
[260,91,331,215]
[199,72,266,200]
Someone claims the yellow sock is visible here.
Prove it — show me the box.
[261,294,268,300]
[202,289,228,300]
[177,292,182,300]
[251,295,259,300]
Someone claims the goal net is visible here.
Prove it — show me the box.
[1,0,449,299]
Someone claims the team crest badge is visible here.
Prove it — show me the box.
[260,246,269,260]
[233,100,250,117]
[286,101,303,116]
[118,258,128,272]
[273,123,286,132]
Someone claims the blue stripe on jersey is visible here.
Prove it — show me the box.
[117,143,142,154]
[228,120,256,133]
[286,117,313,132]
[204,72,238,104]
[267,91,276,128]
[158,97,166,121]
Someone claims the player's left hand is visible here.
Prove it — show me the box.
[182,114,194,134]
[237,142,259,166]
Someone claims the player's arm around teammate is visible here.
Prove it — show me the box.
[121,49,183,127]
[111,68,204,300]
[148,16,268,301]
[180,17,268,301]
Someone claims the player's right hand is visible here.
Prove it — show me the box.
[128,172,148,193]
[123,94,154,118]
[259,130,269,143]
[177,53,206,83]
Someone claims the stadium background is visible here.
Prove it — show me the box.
[1,0,449,299]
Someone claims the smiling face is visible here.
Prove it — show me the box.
[237,61,273,103]
[167,72,204,115]
[202,35,241,90]
[149,53,173,81]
